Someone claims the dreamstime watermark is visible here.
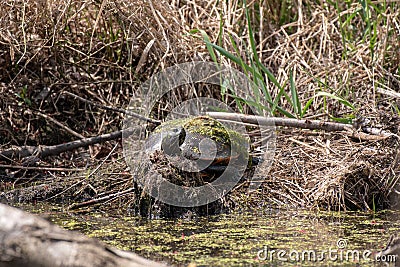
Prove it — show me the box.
[122,62,276,207]
[257,239,398,263]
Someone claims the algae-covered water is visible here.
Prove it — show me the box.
[19,204,399,267]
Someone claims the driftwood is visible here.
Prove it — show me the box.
[0,128,137,161]
[207,112,395,138]
[376,235,400,266]
[207,112,351,132]
[0,203,167,267]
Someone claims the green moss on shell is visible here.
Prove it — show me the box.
[153,116,249,160]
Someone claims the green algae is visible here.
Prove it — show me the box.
[153,116,233,144]
[16,203,400,267]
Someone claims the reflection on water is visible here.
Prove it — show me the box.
[17,204,400,266]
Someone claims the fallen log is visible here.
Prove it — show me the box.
[0,127,139,161]
[0,203,168,267]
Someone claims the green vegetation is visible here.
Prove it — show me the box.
[15,85,32,106]
[191,0,398,123]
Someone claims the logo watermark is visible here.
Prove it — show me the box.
[122,62,276,207]
[257,239,398,264]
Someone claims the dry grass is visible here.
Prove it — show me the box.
[265,130,399,211]
[0,0,399,214]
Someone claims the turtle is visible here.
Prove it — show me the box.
[145,116,260,176]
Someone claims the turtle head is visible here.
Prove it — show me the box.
[161,126,186,156]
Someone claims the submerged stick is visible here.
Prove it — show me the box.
[68,188,135,210]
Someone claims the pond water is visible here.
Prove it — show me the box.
[18,204,400,267]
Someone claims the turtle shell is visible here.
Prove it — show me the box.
[145,116,251,173]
